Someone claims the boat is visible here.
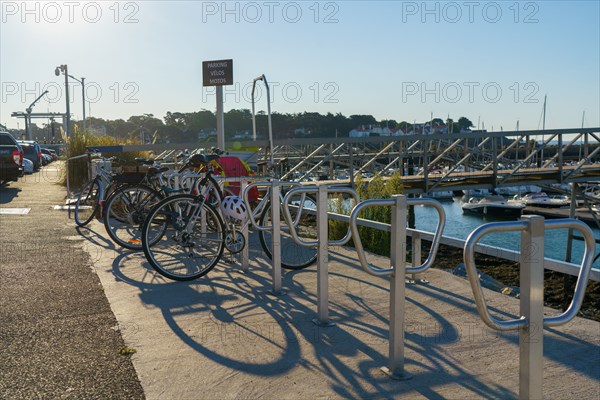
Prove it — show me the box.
[424,190,455,201]
[516,192,570,208]
[462,195,525,217]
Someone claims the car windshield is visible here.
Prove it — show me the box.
[0,135,18,145]
[21,145,36,154]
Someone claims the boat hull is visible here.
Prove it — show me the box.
[462,204,524,217]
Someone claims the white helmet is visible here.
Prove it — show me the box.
[220,196,248,221]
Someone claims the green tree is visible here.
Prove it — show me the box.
[458,117,474,131]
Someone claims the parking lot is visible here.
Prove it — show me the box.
[1,164,599,399]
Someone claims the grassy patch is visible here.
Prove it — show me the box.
[118,346,137,356]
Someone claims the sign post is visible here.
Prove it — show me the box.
[202,59,233,150]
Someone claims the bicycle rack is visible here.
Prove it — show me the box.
[242,179,300,295]
[463,215,596,400]
[282,184,359,326]
[349,195,445,380]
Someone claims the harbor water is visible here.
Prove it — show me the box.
[414,197,600,270]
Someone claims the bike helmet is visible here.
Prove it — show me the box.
[220,196,248,221]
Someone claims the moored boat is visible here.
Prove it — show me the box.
[462,195,525,217]
[516,192,570,208]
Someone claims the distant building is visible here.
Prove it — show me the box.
[233,130,252,139]
[88,125,107,135]
[198,128,217,139]
[349,126,370,138]
[294,127,311,136]
[350,125,409,137]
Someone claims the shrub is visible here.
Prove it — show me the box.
[63,126,150,190]
[328,171,404,257]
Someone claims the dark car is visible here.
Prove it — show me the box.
[40,148,54,165]
[44,148,58,161]
[17,141,42,170]
[0,132,24,184]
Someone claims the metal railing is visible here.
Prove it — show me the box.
[65,153,92,199]
[348,195,446,379]
[242,179,301,295]
[282,184,359,326]
[463,215,596,399]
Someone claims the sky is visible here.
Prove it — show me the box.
[1,0,599,133]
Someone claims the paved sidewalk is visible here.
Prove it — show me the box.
[79,216,600,399]
[0,166,144,399]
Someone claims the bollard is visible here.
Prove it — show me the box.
[282,184,357,326]
[349,195,445,380]
[315,184,334,326]
[270,180,283,295]
[463,216,595,399]
[240,180,250,272]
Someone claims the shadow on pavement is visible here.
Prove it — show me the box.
[109,247,520,399]
[0,186,22,204]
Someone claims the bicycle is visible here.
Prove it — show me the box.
[140,156,318,281]
[73,155,121,227]
[102,153,224,251]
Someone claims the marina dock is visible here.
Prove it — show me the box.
[524,206,599,225]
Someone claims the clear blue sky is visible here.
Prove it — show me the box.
[1,1,599,132]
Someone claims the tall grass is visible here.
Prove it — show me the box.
[63,126,149,190]
[328,171,404,257]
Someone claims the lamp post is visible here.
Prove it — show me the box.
[55,65,71,138]
[68,75,86,132]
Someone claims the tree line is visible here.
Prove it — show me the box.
[20,109,476,144]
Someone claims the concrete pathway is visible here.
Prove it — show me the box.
[78,219,600,399]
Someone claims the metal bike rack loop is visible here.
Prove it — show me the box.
[282,184,359,326]
[242,179,300,296]
[349,195,446,380]
[463,215,596,400]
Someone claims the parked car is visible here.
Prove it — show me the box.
[17,141,42,170]
[22,157,34,174]
[45,148,58,161]
[40,148,55,163]
[0,132,23,184]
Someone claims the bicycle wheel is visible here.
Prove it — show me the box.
[142,194,225,281]
[202,175,224,208]
[103,184,164,250]
[258,193,318,270]
[74,179,100,227]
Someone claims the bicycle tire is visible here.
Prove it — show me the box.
[103,184,164,250]
[258,193,318,270]
[142,194,225,281]
[203,175,224,208]
[74,179,100,227]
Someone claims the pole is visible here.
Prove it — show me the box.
[264,75,274,166]
[64,66,71,138]
[216,85,224,150]
[81,77,86,132]
[519,215,544,400]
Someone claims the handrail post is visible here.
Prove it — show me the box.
[314,184,334,326]
[410,230,421,282]
[270,180,283,295]
[382,195,412,380]
[520,215,544,400]
[240,180,249,272]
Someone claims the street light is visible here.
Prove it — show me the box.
[55,65,70,137]
[68,75,86,132]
